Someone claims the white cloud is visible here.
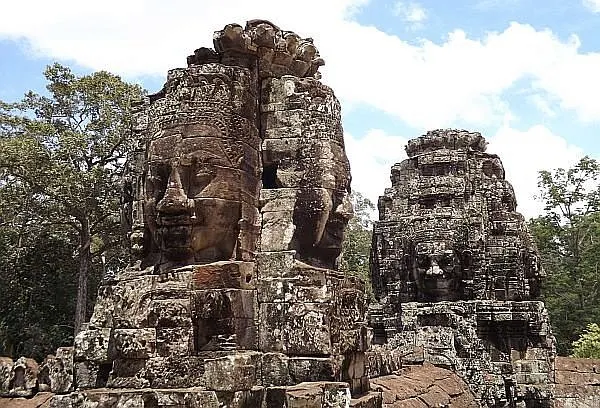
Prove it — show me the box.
[322,22,600,129]
[583,0,600,12]
[346,125,583,221]
[528,94,556,117]
[345,129,408,210]
[2,2,600,129]
[393,1,427,29]
[0,0,367,77]
[488,124,584,219]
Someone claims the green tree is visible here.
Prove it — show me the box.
[572,323,600,359]
[530,156,600,355]
[340,191,376,299]
[0,63,143,340]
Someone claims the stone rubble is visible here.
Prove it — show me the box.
[371,363,478,407]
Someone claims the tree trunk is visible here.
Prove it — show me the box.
[74,218,91,334]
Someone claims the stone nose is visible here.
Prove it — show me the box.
[335,193,354,221]
[426,260,444,276]
[156,167,192,214]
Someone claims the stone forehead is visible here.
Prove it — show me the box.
[147,135,253,169]
[415,241,456,253]
[167,64,253,88]
[411,229,464,246]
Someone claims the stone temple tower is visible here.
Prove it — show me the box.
[369,130,556,407]
[54,20,371,407]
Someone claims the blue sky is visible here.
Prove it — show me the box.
[1,0,599,218]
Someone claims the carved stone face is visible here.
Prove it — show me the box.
[292,154,353,269]
[413,241,462,301]
[317,189,353,252]
[144,126,247,266]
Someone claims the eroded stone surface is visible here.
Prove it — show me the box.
[0,392,53,408]
[371,130,543,305]
[553,357,600,408]
[61,19,369,407]
[4,21,583,408]
[0,357,39,398]
[260,76,352,270]
[371,363,478,408]
[39,348,74,393]
[369,130,555,407]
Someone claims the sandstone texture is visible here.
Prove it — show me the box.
[369,130,555,407]
[0,392,53,408]
[0,20,370,408]
[553,357,600,408]
[0,357,39,398]
[371,130,543,306]
[371,363,478,407]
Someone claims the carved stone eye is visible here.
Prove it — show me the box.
[438,255,455,271]
[417,255,431,269]
[440,255,450,265]
[147,170,165,191]
[145,165,170,199]
[194,171,213,185]
[190,166,216,197]
[195,169,214,179]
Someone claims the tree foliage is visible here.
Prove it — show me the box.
[529,156,600,355]
[572,323,600,359]
[340,191,376,300]
[0,63,143,356]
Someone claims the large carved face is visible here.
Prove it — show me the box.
[292,146,353,269]
[412,241,462,301]
[144,125,248,266]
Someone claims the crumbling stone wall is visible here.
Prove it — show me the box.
[6,21,600,408]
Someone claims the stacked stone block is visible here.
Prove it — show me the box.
[258,71,369,395]
[370,130,556,407]
[17,20,373,408]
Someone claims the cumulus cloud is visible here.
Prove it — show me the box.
[488,124,584,219]
[2,1,600,128]
[528,94,556,117]
[0,0,367,77]
[345,129,408,210]
[583,0,600,12]
[323,22,600,129]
